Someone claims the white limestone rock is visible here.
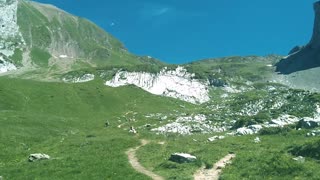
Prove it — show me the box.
[105,67,210,104]
[254,137,261,143]
[0,56,17,73]
[28,153,50,162]
[63,74,94,83]
[208,136,225,142]
[268,115,299,127]
[151,114,227,135]
[0,0,25,57]
[236,127,254,135]
[169,153,197,163]
[293,156,305,163]
[307,129,320,137]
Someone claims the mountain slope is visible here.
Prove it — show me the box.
[274,1,320,91]
[0,0,162,79]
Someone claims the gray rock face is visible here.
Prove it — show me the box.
[309,2,320,49]
[169,153,197,163]
[297,117,320,129]
[28,153,50,162]
[288,46,303,55]
[276,1,320,74]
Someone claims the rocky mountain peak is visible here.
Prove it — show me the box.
[275,1,320,74]
[308,1,320,48]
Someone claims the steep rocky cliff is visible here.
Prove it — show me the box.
[276,1,320,74]
[105,67,210,104]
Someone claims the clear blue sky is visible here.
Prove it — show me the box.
[34,0,317,63]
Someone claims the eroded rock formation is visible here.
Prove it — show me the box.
[105,67,210,104]
[276,1,320,74]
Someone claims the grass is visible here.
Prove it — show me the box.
[16,0,163,73]
[0,76,184,179]
[1,70,320,179]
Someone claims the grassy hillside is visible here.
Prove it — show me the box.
[0,76,186,179]
[1,75,320,179]
[9,0,163,78]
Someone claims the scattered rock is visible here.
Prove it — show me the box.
[129,126,137,134]
[105,66,210,104]
[152,114,227,135]
[28,153,50,162]
[293,156,305,163]
[160,116,168,121]
[297,117,320,129]
[208,136,225,142]
[169,153,197,163]
[307,129,320,137]
[145,124,152,128]
[236,127,254,135]
[254,137,261,143]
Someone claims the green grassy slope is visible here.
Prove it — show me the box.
[13,0,163,76]
[0,76,185,179]
[1,75,320,179]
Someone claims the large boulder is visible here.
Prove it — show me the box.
[28,153,50,162]
[236,127,254,135]
[169,153,197,163]
[297,117,320,129]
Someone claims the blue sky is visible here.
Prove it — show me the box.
[34,0,316,63]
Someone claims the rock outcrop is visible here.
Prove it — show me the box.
[0,0,25,58]
[62,74,94,83]
[0,55,17,73]
[105,67,210,104]
[276,1,320,74]
[169,153,197,163]
[28,153,50,162]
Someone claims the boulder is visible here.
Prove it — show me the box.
[129,126,137,134]
[248,125,263,133]
[208,136,225,142]
[169,153,197,163]
[236,127,254,135]
[254,137,261,143]
[28,153,50,162]
[297,117,320,129]
[293,156,305,163]
[307,129,320,137]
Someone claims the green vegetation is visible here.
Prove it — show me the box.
[289,139,320,160]
[0,1,318,180]
[30,47,51,67]
[9,48,23,66]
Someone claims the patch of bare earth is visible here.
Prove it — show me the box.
[126,139,164,180]
[194,154,236,180]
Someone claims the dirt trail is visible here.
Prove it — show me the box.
[126,139,164,180]
[194,154,236,180]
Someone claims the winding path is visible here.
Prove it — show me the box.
[126,139,164,180]
[194,154,236,180]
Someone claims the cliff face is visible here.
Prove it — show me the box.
[309,2,320,49]
[276,1,320,74]
[105,67,210,104]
